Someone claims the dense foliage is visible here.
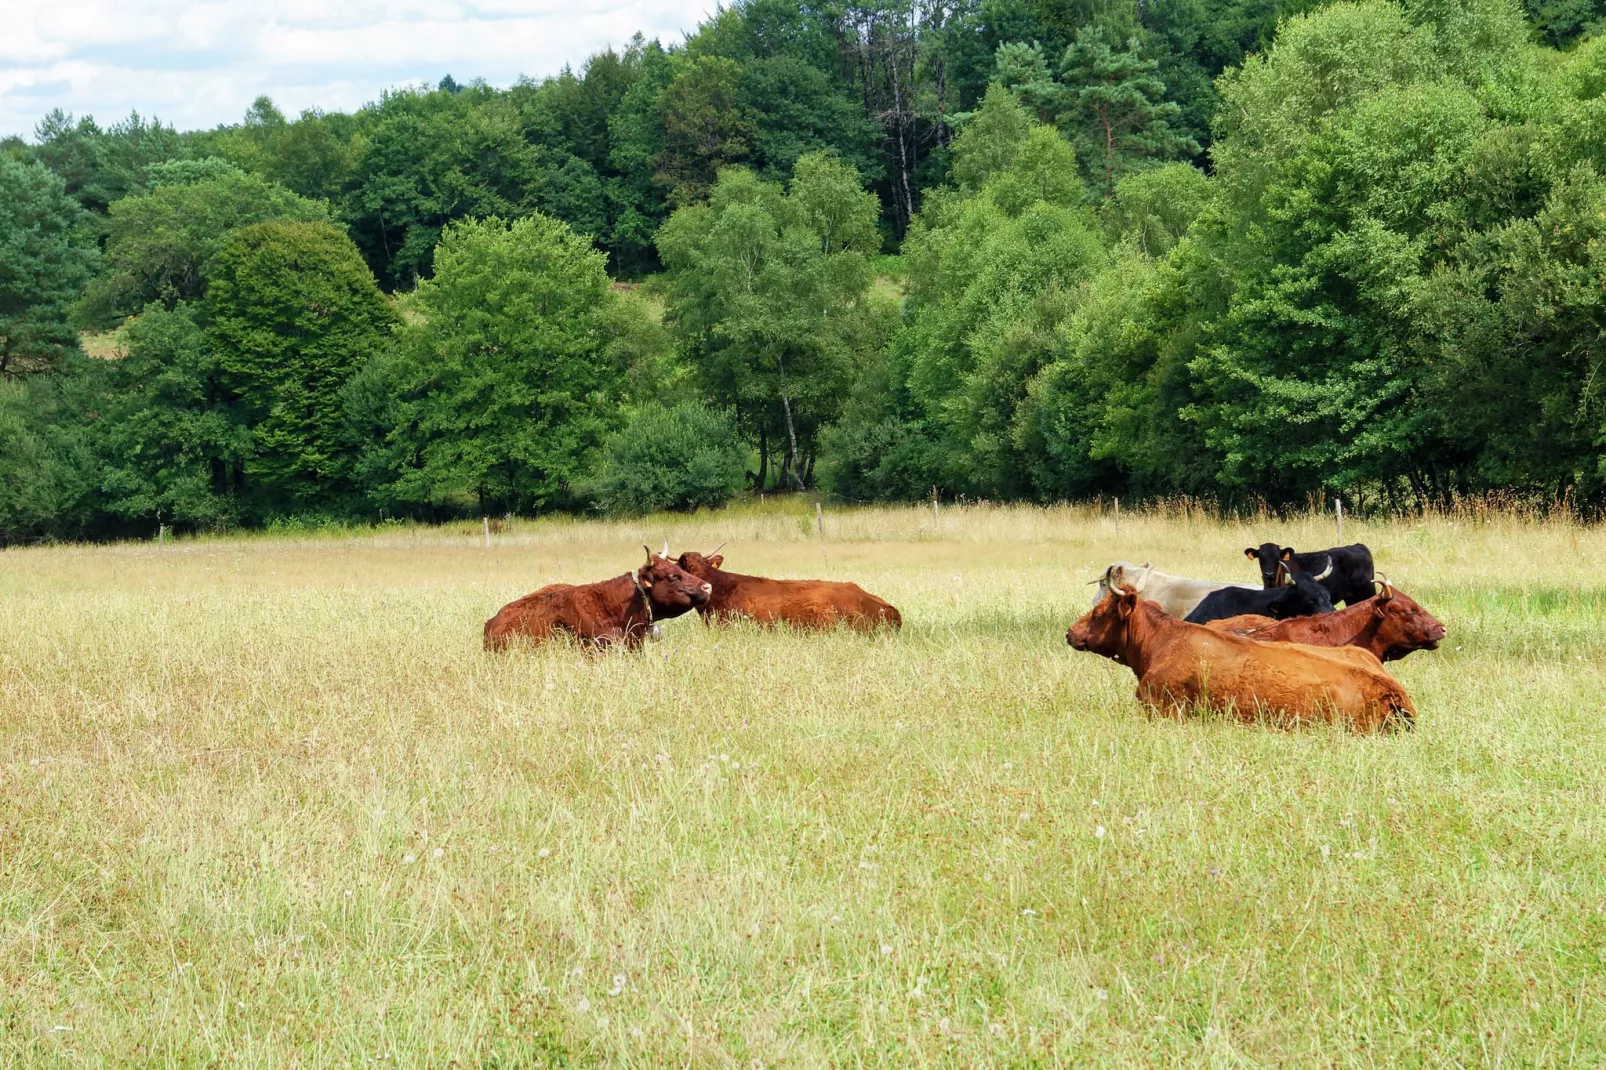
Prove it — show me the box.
[7,0,1606,541]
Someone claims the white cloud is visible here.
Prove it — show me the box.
[0,0,714,138]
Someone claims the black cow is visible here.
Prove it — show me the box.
[1244,542,1375,608]
[1185,559,1336,625]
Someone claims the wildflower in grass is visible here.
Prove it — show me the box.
[989,1022,1005,1037]
[576,997,591,1014]
[402,853,416,865]
[538,848,551,858]
[432,847,443,858]
[1093,988,1108,1001]
[609,974,625,996]
[1021,908,1037,917]
[881,944,893,955]
[1095,825,1106,839]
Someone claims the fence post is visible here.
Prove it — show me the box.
[483,516,491,549]
[1114,497,1121,536]
[816,501,823,537]
[932,490,940,534]
[1335,497,1344,543]
[157,524,165,546]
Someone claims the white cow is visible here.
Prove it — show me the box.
[1090,561,1260,619]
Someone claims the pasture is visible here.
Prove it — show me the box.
[2,502,1604,1065]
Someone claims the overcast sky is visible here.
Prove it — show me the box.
[1,0,714,140]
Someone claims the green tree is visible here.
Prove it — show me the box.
[0,157,99,378]
[1053,28,1199,191]
[592,401,747,514]
[657,153,885,489]
[0,366,99,543]
[892,94,1106,497]
[361,214,649,514]
[655,56,759,202]
[207,220,397,515]
[30,109,187,213]
[94,303,252,530]
[78,164,331,325]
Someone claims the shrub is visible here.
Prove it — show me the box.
[593,402,746,515]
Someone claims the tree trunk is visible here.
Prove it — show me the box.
[776,351,802,490]
[757,424,768,491]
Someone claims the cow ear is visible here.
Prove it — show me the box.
[1243,547,1257,560]
[1280,547,1294,561]
[1117,593,1136,619]
[709,555,724,568]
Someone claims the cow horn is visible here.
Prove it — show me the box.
[708,541,726,557]
[1314,557,1333,581]
[662,540,670,558]
[643,544,654,560]
[1278,562,1293,586]
[1377,572,1393,599]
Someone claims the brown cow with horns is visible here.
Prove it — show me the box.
[674,546,901,631]
[1067,586,1416,731]
[1205,578,1446,663]
[483,545,711,651]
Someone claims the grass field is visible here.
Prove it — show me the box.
[3,501,1604,1065]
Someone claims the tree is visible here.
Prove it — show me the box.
[1051,28,1199,192]
[95,303,252,530]
[0,367,99,544]
[890,94,1106,498]
[360,214,649,514]
[207,220,397,515]
[592,402,747,514]
[30,109,188,214]
[78,164,331,326]
[655,56,759,202]
[657,153,885,489]
[0,157,99,378]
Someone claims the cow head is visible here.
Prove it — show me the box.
[638,545,712,615]
[1272,558,1335,617]
[1245,543,1288,587]
[1090,561,1151,605]
[1067,586,1138,662]
[674,545,726,580]
[1368,578,1446,660]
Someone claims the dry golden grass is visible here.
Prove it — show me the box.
[2,500,1604,1065]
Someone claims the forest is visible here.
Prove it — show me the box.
[5,0,1606,540]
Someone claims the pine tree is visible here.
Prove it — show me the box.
[1056,28,1199,193]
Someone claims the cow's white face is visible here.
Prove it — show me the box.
[1094,562,1151,605]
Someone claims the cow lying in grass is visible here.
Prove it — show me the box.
[674,548,901,631]
[1184,558,1334,624]
[484,546,711,651]
[1205,580,1445,663]
[1067,587,1416,731]
[1090,561,1258,618]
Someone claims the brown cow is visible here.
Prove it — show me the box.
[484,546,712,651]
[1066,587,1416,731]
[674,548,901,631]
[1205,581,1445,663]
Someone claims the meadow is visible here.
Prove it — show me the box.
[2,501,1604,1066]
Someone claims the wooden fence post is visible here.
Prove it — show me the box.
[483,516,491,548]
[816,501,823,537]
[1335,497,1344,543]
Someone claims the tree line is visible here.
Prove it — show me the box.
[4,0,1606,541]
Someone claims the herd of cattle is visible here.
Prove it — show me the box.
[484,540,1445,733]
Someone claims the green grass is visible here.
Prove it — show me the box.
[1,501,1603,1064]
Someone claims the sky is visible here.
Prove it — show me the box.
[0,0,715,139]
